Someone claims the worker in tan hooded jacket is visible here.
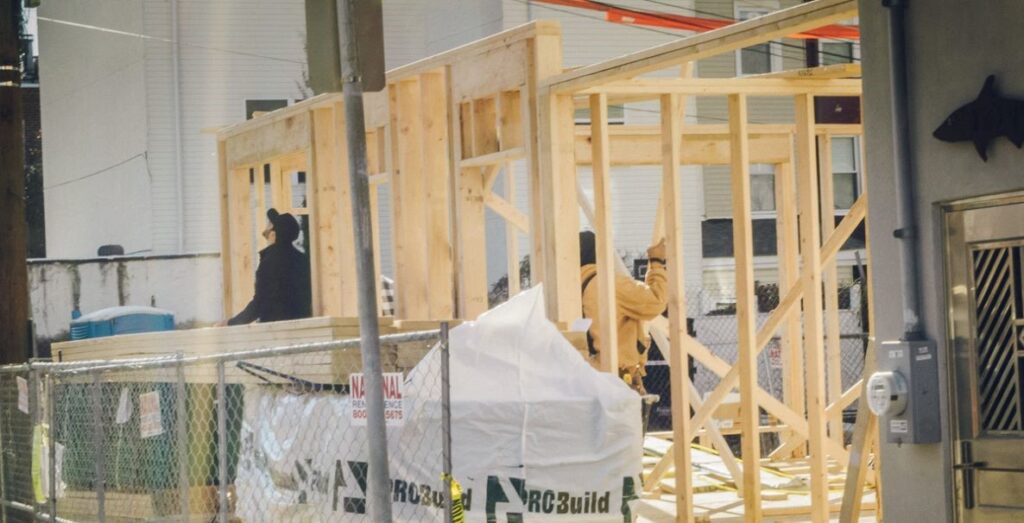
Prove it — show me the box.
[579,231,668,392]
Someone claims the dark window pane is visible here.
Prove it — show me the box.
[822,42,854,65]
[245,99,288,119]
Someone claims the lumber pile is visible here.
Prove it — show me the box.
[50,316,446,385]
[637,433,876,522]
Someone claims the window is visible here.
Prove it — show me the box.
[574,104,625,125]
[750,164,775,213]
[821,41,856,66]
[735,7,780,75]
[245,99,288,120]
[831,137,860,209]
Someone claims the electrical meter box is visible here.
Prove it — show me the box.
[871,340,941,444]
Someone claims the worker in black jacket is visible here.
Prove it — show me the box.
[223,208,312,325]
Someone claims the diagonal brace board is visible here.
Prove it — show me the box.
[689,193,866,431]
[484,192,530,233]
[644,193,867,483]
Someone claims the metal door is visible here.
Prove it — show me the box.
[945,193,1024,522]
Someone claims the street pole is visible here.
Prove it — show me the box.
[336,1,392,520]
[0,1,29,365]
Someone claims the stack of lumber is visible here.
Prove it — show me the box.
[637,433,877,522]
[57,486,226,523]
[50,317,448,385]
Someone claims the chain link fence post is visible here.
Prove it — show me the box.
[216,360,228,523]
[90,370,106,522]
[47,372,56,523]
[174,354,190,520]
[27,365,40,521]
[440,323,453,523]
[0,375,5,523]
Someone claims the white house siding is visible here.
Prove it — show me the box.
[40,1,307,258]
[171,1,308,253]
[39,1,152,258]
[382,0,429,69]
[142,1,178,254]
[696,0,805,219]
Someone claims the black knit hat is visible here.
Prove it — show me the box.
[266,208,300,244]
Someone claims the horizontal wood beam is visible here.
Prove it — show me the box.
[754,62,862,79]
[544,0,858,93]
[576,130,792,166]
[572,123,863,137]
[578,78,861,97]
[485,192,530,233]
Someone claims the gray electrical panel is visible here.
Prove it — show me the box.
[874,339,941,444]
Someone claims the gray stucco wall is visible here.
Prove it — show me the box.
[859,1,1024,521]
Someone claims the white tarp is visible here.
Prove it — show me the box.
[235,286,643,522]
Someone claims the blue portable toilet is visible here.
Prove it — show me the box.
[69,306,175,340]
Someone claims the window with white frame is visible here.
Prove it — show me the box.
[831,136,860,209]
[750,164,775,213]
[821,41,857,66]
[735,6,781,75]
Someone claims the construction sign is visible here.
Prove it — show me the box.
[349,372,405,426]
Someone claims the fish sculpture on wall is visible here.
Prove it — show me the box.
[933,75,1024,161]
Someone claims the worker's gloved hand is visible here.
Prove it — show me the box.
[647,239,667,261]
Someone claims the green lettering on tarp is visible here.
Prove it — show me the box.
[485,475,524,522]
[332,460,345,511]
[621,476,638,522]
[341,460,368,514]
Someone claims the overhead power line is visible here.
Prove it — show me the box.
[37,16,304,65]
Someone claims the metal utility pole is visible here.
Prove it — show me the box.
[336,0,392,520]
[0,0,29,365]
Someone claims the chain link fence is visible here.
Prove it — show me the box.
[0,329,445,523]
[644,279,870,456]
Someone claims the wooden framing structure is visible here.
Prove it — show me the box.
[535,0,877,521]
[210,1,878,520]
[215,21,563,322]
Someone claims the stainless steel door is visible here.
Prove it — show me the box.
[945,194,1024,522]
